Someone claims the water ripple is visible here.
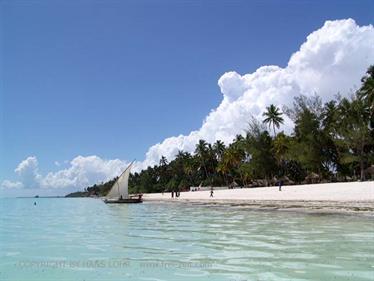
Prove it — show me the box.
[0,198,373,281]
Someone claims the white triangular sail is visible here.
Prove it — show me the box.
[106,162,133,199]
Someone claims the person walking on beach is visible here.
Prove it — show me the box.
[278,179,283,191]
[210,187,214,197]
[171,190,174,198]
[175,188,179,198]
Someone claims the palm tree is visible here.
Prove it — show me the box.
[321,100,338,134]
[336,95,372,181]
[273,132,290,164]
[158,156,170,188]
[360,66,374,109]
[221,144,245,185]
[213,140,225,161]
[183,153,195,185]
[159,156,168,167]
[262,104,284,137]
[195,139,209,181]
[359,65,374,128]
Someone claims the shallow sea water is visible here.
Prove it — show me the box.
[0,198,373,281]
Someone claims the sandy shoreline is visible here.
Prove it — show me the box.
[142,181,374,215]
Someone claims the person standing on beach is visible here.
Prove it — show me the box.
[278,180,283,191]
[171,190,174,198]
[210,187,214,197]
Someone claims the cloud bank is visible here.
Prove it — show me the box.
[2,19,374,192]
[1,156,129,191]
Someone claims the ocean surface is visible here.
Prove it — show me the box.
[0,198,373,281]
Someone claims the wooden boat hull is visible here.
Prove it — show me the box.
[104,198,143,204]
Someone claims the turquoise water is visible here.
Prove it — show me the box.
[0,198,373,281]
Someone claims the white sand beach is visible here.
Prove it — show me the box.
[142,181,374,213]
[143,181,374,201]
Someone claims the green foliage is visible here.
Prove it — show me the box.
[244,122,276,180]
[334,94,373,180]
[358,65,374,126]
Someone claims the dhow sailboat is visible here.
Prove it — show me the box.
[104,161,142,204]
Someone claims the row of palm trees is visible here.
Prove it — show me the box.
[127,66,373,193]
[70,66,373,196]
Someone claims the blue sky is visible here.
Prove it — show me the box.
[1,0,373,194]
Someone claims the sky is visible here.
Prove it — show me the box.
[1,0,373,196]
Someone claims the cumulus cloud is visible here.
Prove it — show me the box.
[14,156,42,188]
[41,156,129,189]
[2,19,374,191]
[2,155,129,190]
[140,19,374,169]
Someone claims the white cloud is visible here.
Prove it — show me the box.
[139,19,374,169]
[3,155,129,190]
[41,155,129,189]
[1,180,24,189]
[2,19,374,191]
[14,156,42,188]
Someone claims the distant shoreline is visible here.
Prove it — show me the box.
[16,196,65,199]
[60,181,374,214]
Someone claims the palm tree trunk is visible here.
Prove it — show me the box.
[222,172,228,186]
[360,158,365,181]
[202,161,209,181]
[360,143,366,181]
[238,167,245,187]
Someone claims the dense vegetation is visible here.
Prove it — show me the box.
[66,66,374,197]
[66,178,117,197]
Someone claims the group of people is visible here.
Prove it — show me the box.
[167,181,282,200]
[171,190,181,198]
[169,188,214,198]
